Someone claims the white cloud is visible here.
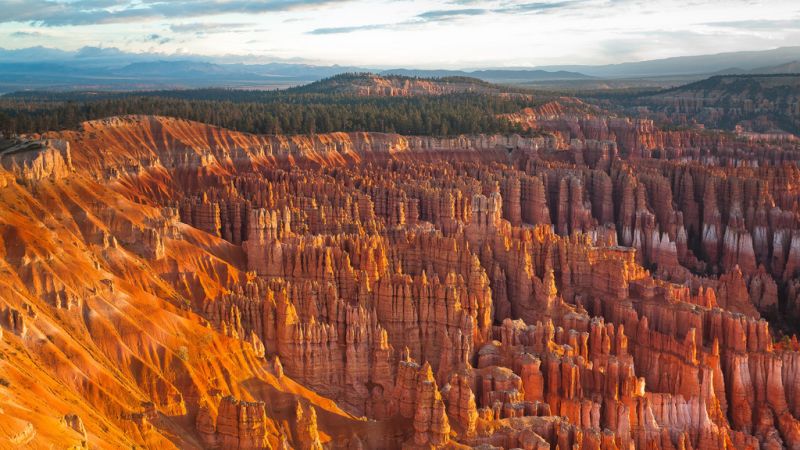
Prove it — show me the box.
[0,0,798,66]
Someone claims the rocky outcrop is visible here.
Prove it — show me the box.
[412,363,451,447]
[0,139,72,183]
[443,372,478,435]
[198,396,272,450]
[2,307,27,337]
[295,402,322,450]
[60,414,88,448]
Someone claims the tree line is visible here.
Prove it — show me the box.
[0,89,538,137]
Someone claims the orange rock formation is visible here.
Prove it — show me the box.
[1,113,800,449]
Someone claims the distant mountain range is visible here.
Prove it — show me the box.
[535,46,800,78]
[708,60,800,76]
[1,45,799,93]
[380,68,590,82]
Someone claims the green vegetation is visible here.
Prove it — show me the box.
[0,81,543,137]
[579,74,800,135]
[287,72,500,95]
[176,346,189,362]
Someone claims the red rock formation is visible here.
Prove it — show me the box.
[295,402,323,450]
[412,363,451,447]
[0,138,72,182]
[3,112,800,448]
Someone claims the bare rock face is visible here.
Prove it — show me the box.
[412,363,451,447]
[196,400,219,448]
[180,194,222,237]
[520,175,551,226]
[466,191,504,245]
[444,372,478,435]
[2,307,27,337]
[203,396,271,450]
[0,139,73,182]
[295,402,322,450]
[60,414,88,448]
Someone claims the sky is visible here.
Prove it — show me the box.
[1,0,799,68]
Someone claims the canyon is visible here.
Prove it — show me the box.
[1,104,800,449]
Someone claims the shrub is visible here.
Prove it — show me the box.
[176,346,189,362]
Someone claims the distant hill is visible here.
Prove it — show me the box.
[612,74,800,135]
[538,46,800,78]
[709,61,800,76]
[749,61,800,74]
[119,61,250,76]
[654,73,800,96]
[288,73,524,97]
[380,68,590,83]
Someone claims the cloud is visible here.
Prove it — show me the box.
[416,8,488,21]
[0,0,347,26]
[418,2,580,21]
[495,1,580,14]
[145,33,172,44]
[309,5,490,34]
[10,30,46,37]
[169,22,257,34]
[308,1,581,35]
[704,18,800,31]
[309,23,394,35]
